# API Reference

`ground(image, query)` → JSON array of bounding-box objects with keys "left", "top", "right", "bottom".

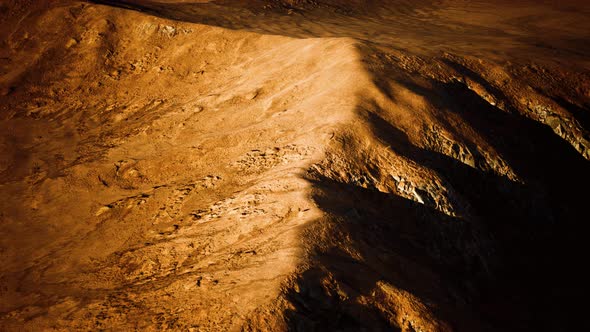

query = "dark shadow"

[
  {"left": 87, "top": 0, "right": 343, "bottom": 37},
  {"left": 277, "top": 45, "right": 590, "bottom": 329},
  {"left": 443, "top": 58, "right": 590, "bottom": 152},
  {"left": 552, "top": 96, "right": 590, "bottom": 133},
  {"left": 85, "top": 0, "right": 523, "bottom": 56},
  {"left": 421, "top": 81, "right": 590, "bottom": 332},
  {"left": 284, "top": 264, "right": 400, "bottom": 332},
  {"left": 366, "top": 56, "right": 589, "bottom": 190},
  {"left": 439, "top": 59, "right": 513, "bottom": 110},
  {"left": 85, "top": 0, "right": 590, "bottom": 66},
  {"left": 286, "top": 71, "right": 589, "bottom": 330},
  {"left": 285, "top": 177, "right": 487, "bottom": 331},
  {"left": 288, "top": 139, "right": 587, "bottom": 331}
]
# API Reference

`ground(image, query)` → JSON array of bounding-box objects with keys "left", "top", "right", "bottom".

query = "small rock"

[
  {"left": 95, "top": 206, "right": 111, "bottom": 216},
  {"left": 546, "top": 116, "right": 561, "bottom": 129},
  {"left": 65, "top": 38, "right": 78, "bottom": 48},
  {"left": 160, "top": 25, "right": 176, "bottom": 37}
]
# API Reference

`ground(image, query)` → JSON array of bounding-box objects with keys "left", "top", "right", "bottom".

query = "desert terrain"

[{"left": 1, "top": 0, "right": 589, "bottom": 330}]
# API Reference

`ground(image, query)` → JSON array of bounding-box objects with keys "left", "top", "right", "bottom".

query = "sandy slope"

[{"left": 1, "top": 0, "right": 589, "bottom": 331}]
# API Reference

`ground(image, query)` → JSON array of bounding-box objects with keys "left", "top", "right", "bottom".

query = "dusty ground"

[{"left": 1, "top": 0, "right": 589, "bottom": 331}]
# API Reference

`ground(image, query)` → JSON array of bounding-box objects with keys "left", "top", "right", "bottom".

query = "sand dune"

[{"left": 1, "top": 1, "right": 589, "bottom": 331}]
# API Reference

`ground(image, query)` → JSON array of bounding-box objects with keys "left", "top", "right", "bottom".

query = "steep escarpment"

[
  {"left": 269, "top": 45, "right": 589, "bottom": 331},
  {"left": 1, "top": 1, "right": 589, "bottom": 331}
]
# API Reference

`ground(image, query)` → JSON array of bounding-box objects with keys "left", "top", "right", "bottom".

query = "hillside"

[{"left": 1, "top": 0, "right": 589, "bottom": 330}]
